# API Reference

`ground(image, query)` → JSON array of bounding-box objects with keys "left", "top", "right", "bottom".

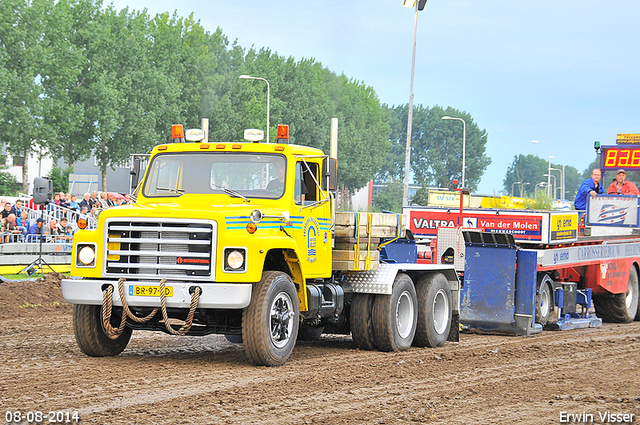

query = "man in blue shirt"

[
  {"left": 574, "top": 169, "right": 603, "bottom": 210},
  {"left": 26, "top": 218, "right": 45, "bottom": 242}
]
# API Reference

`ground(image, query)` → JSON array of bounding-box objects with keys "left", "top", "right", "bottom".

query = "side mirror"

[
  {"left": 32, "top": 177, "right": 52, "bottom": 205},
  {"left": 322, "top": 157, "right": 337, "bottom": 191},
  {"left": 130, "top": 157, "right": 141, "bottom": 193}
]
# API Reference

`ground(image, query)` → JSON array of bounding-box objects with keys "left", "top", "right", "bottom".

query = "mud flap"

[{"left": 447, "top": 311, "right": 459, "bottom": 342}]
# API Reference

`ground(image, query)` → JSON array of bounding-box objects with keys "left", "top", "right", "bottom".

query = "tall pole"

[
  {"left": 550, "top": 168, "right": 563, "bottom": 199},
  {"left": 550, "top": 155, "right": 565, "bottom": 200},
  {"left": 403, "top": 3, "right": 419, "bottom": 207},
  {"left": 511, "top": 181, "right": 520, "bottom": 196},
  {"left": 545, "top": 173, "right": 556, "bottom": 199},
  {"left": 442, "top": 116, "right": 467, "bottom": 187},
  {"left": 239, "top": 75, "right": 271, "bottom": 143},
  {"left": 532, "top": 140, "right": 551, "bottom": 197}
]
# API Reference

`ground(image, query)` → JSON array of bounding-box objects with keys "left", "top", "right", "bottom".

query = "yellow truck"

[{"left": 61, "top": 123, "right": 460, "bottom": 366}]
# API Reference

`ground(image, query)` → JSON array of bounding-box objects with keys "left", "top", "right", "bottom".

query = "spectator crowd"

[{"left": 0, "top": 191, "right": 131, "bottom": 244}]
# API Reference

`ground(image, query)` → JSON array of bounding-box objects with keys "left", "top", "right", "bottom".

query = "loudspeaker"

[{"left": 33, "top": 177, "right": 53, "bottom": 205}]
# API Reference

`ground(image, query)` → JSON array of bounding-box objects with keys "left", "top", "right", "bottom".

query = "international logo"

[{"left": 177, "top": 257, "right": 210, "bottom": 265}]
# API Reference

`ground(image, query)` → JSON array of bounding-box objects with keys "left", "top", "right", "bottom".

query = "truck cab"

[{"left": 63, "top": 125, "right": 338, "bottom": 365}]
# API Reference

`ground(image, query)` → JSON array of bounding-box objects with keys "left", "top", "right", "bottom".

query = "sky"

[{"left": 109, "top": 0, "right": 640, "bottom": 195}]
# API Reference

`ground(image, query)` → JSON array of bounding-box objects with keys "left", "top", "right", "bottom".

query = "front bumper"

[{"left": 61, "top": 279, "right": 252, "bottom": 309}]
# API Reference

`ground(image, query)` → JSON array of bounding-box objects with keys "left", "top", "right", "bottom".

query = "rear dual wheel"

[
  {"left": 350, "top": 293, "right": 377, "bottom": 350},
  {"left": 413, "top": 273, "right": 452, "bottom": 348},
  {"left": 372, "top": 274, "right": 418, "bottom": 352}
]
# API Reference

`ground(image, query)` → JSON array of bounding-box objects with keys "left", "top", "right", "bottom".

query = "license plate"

[{"left": 129, "top": 285, "right": 173, "bottom": 297}]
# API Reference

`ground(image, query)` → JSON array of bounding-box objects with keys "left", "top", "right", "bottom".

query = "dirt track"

[{"left": 1, "top": 275, "right": 639, "bottom": 425}]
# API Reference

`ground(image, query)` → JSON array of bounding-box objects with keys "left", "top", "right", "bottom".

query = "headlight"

[
  {"left": 226, "top": 250, "right": 245, "bottom": 270},
  {"left": 78, "top": 245, "right": 96, "bottom": 266}
]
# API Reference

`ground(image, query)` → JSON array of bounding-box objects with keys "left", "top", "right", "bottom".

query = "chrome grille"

[{"left": 104, "top": 219, "right": 216, "bottom": 280}]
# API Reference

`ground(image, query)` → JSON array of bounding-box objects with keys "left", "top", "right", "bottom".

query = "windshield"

[{"left": 143, "top": 152, "right": 286, "bottom": 199}]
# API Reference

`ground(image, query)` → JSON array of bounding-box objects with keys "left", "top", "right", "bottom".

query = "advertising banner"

[
  {"left": 406, "top": 208, "right": 578, "bottom": 244},
  {"left": 586, "top": 195, "right": 640, "bottom": 228}
]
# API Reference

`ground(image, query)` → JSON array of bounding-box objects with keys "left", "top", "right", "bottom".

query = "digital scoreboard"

[{"left": 600, "top": 145, "right": 640, "bottom": 171}]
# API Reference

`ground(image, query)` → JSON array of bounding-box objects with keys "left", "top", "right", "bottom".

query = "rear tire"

[
  {"left": 372, "top": 273, "right": 417, "bottom": 352},
  {"left": 242, "top": 271, "right": 299, "bottom": 366},
  {"left": 535, "top": 274, "right": 554, "bottom": 326},
  {"left": 350, "top": 293, "right": 377, "bottom": 350},
  {"left": 594, "top": 266, "right": 639, "bottom": 323},
  {"left": 413, "top": 273, "right": 452, "bottom": 348},
  {"left": 73, "top": 304, "right": 132, "bottom": 357}
]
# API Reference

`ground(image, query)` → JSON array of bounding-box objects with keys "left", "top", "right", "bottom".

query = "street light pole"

[
  {"left": 549, "top": 155, "right": 565, "bottom": 200},
  {"left": 402, "top": 1, "right": 421, "bottom": 207},
  {"left": 442, "top": 116, "right": 467, "bottom": 188},
  {"left": 544, "top": 173, "right": 556, "bottom": 199},
  {"left": 532, "top": 140, "right": 551, "bottom": 197},
  {"left": 549, "top": 168, "right": 563, "bottom": 199},
  {"left": 239, "top": 75, "right": 271, "bottom": 143},
  {"left": 511, "top": 181, "right": 521, "bottom": 196}
]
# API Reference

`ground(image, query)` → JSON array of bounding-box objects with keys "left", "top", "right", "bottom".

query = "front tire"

[
  {"left": 242, "top": 271, "right": 299, "bottom": 366},
  {"left": 413, "top": 273, "right": 452, "bottom": 348},
  {"left": 594, "top": 266, "right": 639, "bottom": 323},
  {"left": 372, "top": 274, "right": 417, "bottom": 352},
  {"left": 73, "top": 304, "right": 132, "bottom": 357}
]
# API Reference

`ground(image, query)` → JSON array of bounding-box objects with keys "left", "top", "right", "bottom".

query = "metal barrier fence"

[
  {"left": 2, "top": 203, "right": 98, "bottom": 245},
  {"left": 26, "top": 203, "right": 98, "bottom": 231},
  {"left": 0, "top": 232, "right": 74, "bottom": 244}
]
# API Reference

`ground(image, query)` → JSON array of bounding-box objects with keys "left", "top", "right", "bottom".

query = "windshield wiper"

[
  {"left": 212, "top": 183, "right": 250, "bottom": 203},
  {"left": 156, "top": 187, "right": 185, "bottom": 196}
]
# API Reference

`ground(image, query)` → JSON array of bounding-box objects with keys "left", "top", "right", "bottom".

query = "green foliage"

[
  {"left": 0, "top": 168, "right": 21, "bottom": 196},
  {"left": 381, "top": 105, "right": 491, "bottom": 192},
  {"left": 47, "top": 166, "right": 74, "bottom": 193},
  {"left": 529, "top": 189, "right": 553, "bottom": 210},
  {"left": 505, "top": 155, "right": 585, "bottom": 200},
  {"left": 372, "top": 181, "right": 403, "bottom": 213}
]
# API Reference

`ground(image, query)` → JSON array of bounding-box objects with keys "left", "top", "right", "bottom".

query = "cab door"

[{"left": 293, "top": 159, "right": 332, "bottom": 278}]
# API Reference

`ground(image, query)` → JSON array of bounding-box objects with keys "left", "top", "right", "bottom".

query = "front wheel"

[
  {"left": 242, "top": 271, "right": 299, "bottom": 366},
  {"left": 73, "top": 304, "right": 132, "bottom": 357},
  {"left": 413, "top": 273, "right": 452, "bottom": 348},
  {"left": 372, "top": 273, "right": 417, "bottom": 352}
]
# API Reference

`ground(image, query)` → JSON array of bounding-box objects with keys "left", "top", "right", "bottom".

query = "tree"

[
  {"left": 0, "top": 0, "right": 52, "bottom": 192},
  {"left": 503, "top": 154, "right": 549, "bottom": 197},
  {"left": 40, "top": 0, "right": 94, "bottom": 167},
  {"left": 505, "top": 155, "right": 583, "bottom": 200},
  {"left": 0, "top": 168, "right": 21, "bottom": 196},
  {"left": 372, "top": 181, "right": 403, "bottom": 213},
  {"left": 330, "top": 75, "right": 391, "bottom": 195},
  {"left": 381, "top": 104, "right": 491, "bottom": 192},
  {"left": 47, "top": 166, "right": 74, "bottom": 193}
]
